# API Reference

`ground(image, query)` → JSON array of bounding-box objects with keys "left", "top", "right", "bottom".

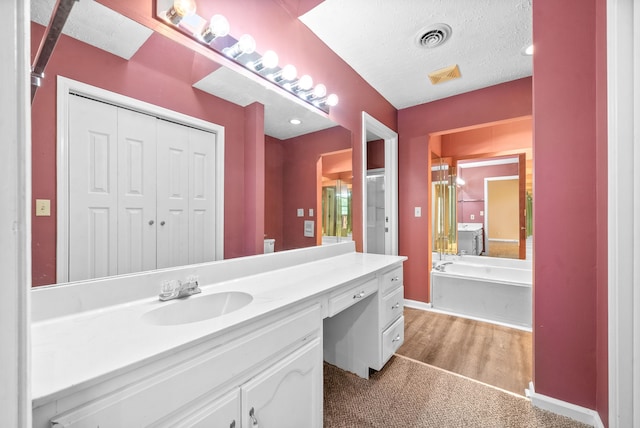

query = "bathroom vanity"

[{"left": 31, "top": 243, "right": 405, "bottom": 427}]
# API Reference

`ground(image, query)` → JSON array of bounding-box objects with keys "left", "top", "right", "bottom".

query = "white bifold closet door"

[{"left": 68, "top": 95, "right": 215, "bottom": 282}]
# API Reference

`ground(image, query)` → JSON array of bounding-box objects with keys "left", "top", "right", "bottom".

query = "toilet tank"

[{"left": 264, "top": 239, "right": 275, "bottom": 253}]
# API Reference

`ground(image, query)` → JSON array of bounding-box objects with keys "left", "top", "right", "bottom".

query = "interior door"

[
  {"left": 68, "top": 95, "right": 118, "bottom": 281},
  {"left": 156, "top": 119, "right": 190, "bottom": 269},
  {"left": 486, "top": 177, "right": 519, "bottom": 257},
  {"left": 188, "top": 127, "right": 216, "bottom": 264},
  {"left": 117, "top": 107, "right": 158, "bottom": 275}
]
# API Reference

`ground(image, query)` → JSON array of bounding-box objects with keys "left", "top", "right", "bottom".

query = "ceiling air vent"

[
  {"left": 428, "top": 64, "right": 461, "bottom": 85},
  {"left": 416, "top": 23, "right": 452, "bottom": 49}
]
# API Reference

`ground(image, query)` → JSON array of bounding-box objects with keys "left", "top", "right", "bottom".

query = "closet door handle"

[
  {"left": 160, "top": 221, "right": 166, "bottom": 226},
  {"left": 148, "top": 220, "right": 154, "bottom": 225},
  {"left": 230, "top": 420, "right": 236, "bottom": 428}
]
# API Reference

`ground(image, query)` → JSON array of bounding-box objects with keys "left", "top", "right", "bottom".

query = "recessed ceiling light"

[
  {"left": 523, "top": 44, "right": 534, "bottom": 56},
  {"left": 289, "top": 118, "right": 301, "bottom": 125}
]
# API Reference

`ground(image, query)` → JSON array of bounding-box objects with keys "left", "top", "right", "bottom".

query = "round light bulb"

[
  {"left": 167, "top": 0, "right": 196, "bottom": 24},
  {"left": 281, "top": 64, "right": 297, "bottom": 81},
  {"left": 299, "top": 75, "right": 313, "bottom": 91},
  {"left": 201, "top": 14, "right": 229, "bottom": 43},
  {"left": 261, "top": 50, "right": 279, "bottom": 70},
  {"left": 326, "top": 94, "right": 339, "bottom": 107},
  {"left": 313, "top": 83, "right": 327, "bottom": 98},
  {"left": 209, "top": 14, "right": 229, "bottom": 37},
  {"left": 289, "top": 118, "right": 301, "bottom": 125},
  {"left": 238, "top": 34, "right": 256, "bottom": 55}
]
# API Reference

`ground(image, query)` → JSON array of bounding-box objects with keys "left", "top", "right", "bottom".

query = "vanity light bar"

[{"left": 157, "top": 1, "right": 338, "bottom": 113}]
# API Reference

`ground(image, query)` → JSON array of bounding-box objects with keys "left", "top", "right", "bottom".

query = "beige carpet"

[{"left": 324, "top": 355, "right": 590, "bottom": 428}]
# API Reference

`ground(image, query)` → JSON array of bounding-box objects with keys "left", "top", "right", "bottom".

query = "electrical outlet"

[
  {"left": 480, "top": 211, "right": 484, "bottom": 216},
  {"left": 36, "top": 199, "right": 51, "bottom": 216},
  {"left": 309, "top": 208, "right": 314, "bottom": 217},
  {"left": 414, "top": 207, "right": 422, "bottom": 217},
  {"left": 297, "top": 208, "right": 304, "bottom": 217}
]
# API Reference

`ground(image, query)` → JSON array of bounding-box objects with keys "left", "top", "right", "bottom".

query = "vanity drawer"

[
  {"left": 328, "top": 277, "right": 378, "bottom": 317},
  {"left": 381, "top": 315, "right": 404, "bottom": 365},
  {"left": 380, "top": 266, "right": 403, "bottom": 295},
  {"left": 382, "top": 286, "right": 404, "bottom": 329}
]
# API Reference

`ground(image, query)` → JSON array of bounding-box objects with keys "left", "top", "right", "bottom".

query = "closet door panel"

[
  {"left": 68, "top": 95, "right": 118, "bottom": 282},
  {"left": 156, "top": 120, "right": 190, "bottom": 269},
  {"left": 117, "top": 108, "right": 158, "bottom": 275},
  {"left": 189, "top": 127, "right": 216, "bottom": 264}
]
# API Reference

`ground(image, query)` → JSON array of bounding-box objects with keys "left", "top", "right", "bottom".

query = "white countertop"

[{"left": 31, "top": 251, "right": 405, "bottom": 406}]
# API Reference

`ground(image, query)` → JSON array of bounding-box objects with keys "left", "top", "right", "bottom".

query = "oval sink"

[{"left": 143, "top": 291, "right": 253, "bottom": 326}]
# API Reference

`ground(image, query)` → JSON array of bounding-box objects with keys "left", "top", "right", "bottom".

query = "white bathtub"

[{"left": 431, "top": 259, "right": 532, "bottom": 329}]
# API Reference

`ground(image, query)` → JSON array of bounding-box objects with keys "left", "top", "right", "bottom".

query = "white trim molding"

[
  {"left": 361, "top": 111, "right": 399, "bottom": 256},
  {"left": 404, "top": 299, "right": 433, "bottom": 311},
  {"left": 0, "top": 0, "right": 31, "bottom": 426},
  {"left": 607, "top": 0, "right": 639, "bottom": 427},
  {"left": 56, "top": 76, "right": 225, "bottom": 283},
  {"left": 528, "top": 383, "right": 605, "bottom": 428}
]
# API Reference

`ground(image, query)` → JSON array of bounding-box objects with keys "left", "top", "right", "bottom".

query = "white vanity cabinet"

[
  {"left": 42, "top": 304, "right": 322, "bottom": 428},
  {"left": 323, "top": 263, "right": 405, "bottom": 378},
  {"left": 32, "top": 245, "right": 407, "bottom": 428}
]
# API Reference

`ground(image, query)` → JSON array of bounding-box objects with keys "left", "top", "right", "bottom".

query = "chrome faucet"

[
  {"left": 433, "top": 262, "right": 453, "bottom": 272},
  {"left": 159, "top": 275, "right": 201, "bottom": 301}
]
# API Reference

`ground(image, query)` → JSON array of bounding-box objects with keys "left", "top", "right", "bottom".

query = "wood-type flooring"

[{"left": 396, "top": 307, "right": 532, "bottom": 395}]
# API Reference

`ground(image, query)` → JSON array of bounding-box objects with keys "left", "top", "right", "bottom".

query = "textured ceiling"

[
  {"left": 31, "top": 0, "right": 152, "bottom": 60},
  {"left": 300, "top": 0, "right": 533, "bottom": 109}
]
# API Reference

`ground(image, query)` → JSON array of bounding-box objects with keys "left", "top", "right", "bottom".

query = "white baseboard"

[
  {"left": 404, "top": 299, "right": 432, "bottom": 311},
  {"left": 527, "top": 382, "right": 605, "bottom": 428}
]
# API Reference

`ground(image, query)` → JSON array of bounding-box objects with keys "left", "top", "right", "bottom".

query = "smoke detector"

[
  {"left": 416, "top": 23, "right": 452, "bottom": 49},
  {"left": 428, "top": 64, "right": 461, "bottom": 85}
]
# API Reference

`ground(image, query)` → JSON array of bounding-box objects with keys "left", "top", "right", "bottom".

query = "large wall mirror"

[
  {"left": 430, "top": 117, "right": 532, "bottom": 260},
  {"left": 30, "top": 0, "right": 352, "bottom": 287}
]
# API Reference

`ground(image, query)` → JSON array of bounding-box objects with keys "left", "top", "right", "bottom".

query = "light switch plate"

[
  {"left": 480, "top": 210, "right": 484, "bottom": 216},
  {"left": 304, "top": 220, "right": 314, "bottom": 237},
  {"left": 414, "top": 207, "right": 422, "bottom": 217},
  {"left": 309, "top": 208, "right": 314, "bottom": 217},
  {"left": 470, "top": 214, "right": 475, "bottom": 220},
  {"left": 297, "top": 208, "right": 304, "bottom": 217},
  {"left": 36, "top": 199, "right": 51, "bottom": 216}
]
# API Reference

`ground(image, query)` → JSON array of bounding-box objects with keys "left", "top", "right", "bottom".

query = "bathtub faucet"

[
  {"left": 433, "top": 262, "right": 453, "bottom": 272},
  {"left": 159, "top": 275, "right": 201, "bottom": 301}
]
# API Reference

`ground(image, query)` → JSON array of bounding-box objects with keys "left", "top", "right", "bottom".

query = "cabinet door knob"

[
  {"left": 148, "top": 220, "right": 154, "bottom": 225},
  {"left": 230, "top": 420, "right": 236, "bottom": 428},
  {"left": 353, "top": 291, "right": 365, "bottom": 299},
  {"left": 391, "top": 276, "right": 400, "bottom": 282},
  {"left": 392, "top": 334, "right": 401, "bottom": 343},
  {"left": 392, "top": 302, "right": 400, "bottom": 309},
  {"left": 249, "top": 407, "right": 259, "bottom": 427},
  {"left": 160, "top": 221, "right": 166, "bottom": 226}
]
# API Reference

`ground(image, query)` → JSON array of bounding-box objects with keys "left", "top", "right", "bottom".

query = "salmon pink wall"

[
  {"left": 244, "top": 103, "right": 265, "bottom": 255},
  {"left": 265, "top": 136, "right": 285, "bottom": 252},
  {"left": 533, "top": 0, "right": 607, "bottom": 420},
  {"left": 281, "top": 126, "right": 351, "bottom": 250},
  {"left": 441, "top": 118, "right": 532, "bottom": 158},
  {"left": 30, "top": 24, "right": 250, "bottom": 285},
  {"left": 397, "top": 77, "right": 532, "bottom": 303}
]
